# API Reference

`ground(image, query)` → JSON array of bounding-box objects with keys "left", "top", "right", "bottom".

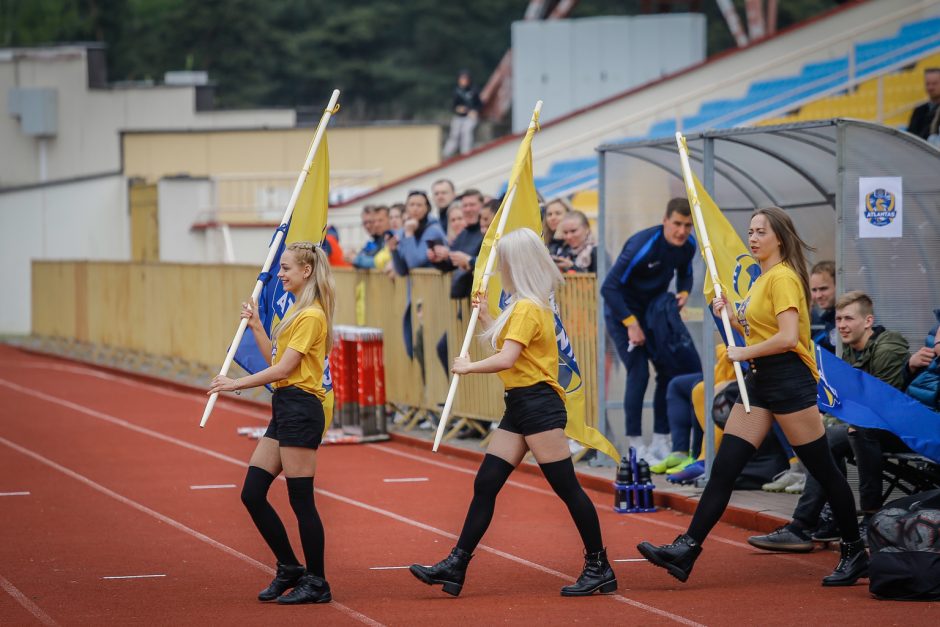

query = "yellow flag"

[
  {"left": 471, "top": 113, "right": 619, "bottom": 461},
  {"left": 472, "top": 122, "right": 542, "bottom": 316},
  {"left": 284, "top": 133, "right": 335, "bottom": 429},
  {"left": 684, "top": 168, "right": 759, "bottom": 312},
  {"left": 287, "top": 135, "right": 330, "bottom": 245}
]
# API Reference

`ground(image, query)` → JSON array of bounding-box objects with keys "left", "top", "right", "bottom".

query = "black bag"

[{"left": 868, "top": 489, "right": 940, "bottom": 601}]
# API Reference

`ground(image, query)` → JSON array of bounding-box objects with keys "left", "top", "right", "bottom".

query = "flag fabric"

[
  {"left": 471, "top": 113, "right": 619, "bottom": 461},
  {"left": 817, "top": 345, "right": 940, "bottom": 463},
  {"left": 681, "top": 166, "right": 760, "bottom": 343},
  {"left": 679, "top": 148, "right": 940, "bottom": 462},
  {"left": 233, "top": 135, "right": 335, "bottom": 428}
]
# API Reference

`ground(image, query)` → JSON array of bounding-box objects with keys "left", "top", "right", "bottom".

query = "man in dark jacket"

[
  {"left": 907, "top": 68, "right": 940, "bottom": 142},
  {"left": 601, "top": 198, "right": 695, "bottom": 461},
  {"left": 749, "top": 291, "right": 919, "bottom": 552},
  {"left": 442, "top": 70, "right": 482, "bottom": 158},
  {"left": 810, "top": 260, "right": 837, "bottom": 354}
]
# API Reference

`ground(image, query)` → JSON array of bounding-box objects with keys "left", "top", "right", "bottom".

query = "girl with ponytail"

[{"left": 209, "top": 241, "right": 336, "bottom": 605}]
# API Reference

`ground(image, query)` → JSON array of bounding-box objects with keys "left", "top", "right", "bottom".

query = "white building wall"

[
  {"left": 1, "top": 46, "right": 295, "bottom": 189},
  {"left": 0, "top": 174, "right": 127, "bottom": 334}
]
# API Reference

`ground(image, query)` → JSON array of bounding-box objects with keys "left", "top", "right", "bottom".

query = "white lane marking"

[
  {"left": 0, "top": 573, "right": 58, "bottom": 626},
  {"left": 382, "top": 477, "right": 428, "bottom": 483},
  {"left": 613, "top": 558, "right": 648, "bottom": 562},
  {"left": 368, "top": 566, "right": 411, "bottom": 570},
  {"left": 0, "top": 380, "right": 703, "bottom": 627},
  {"left": 102, "top": 574, "right": 166, "bottom": 580},
  {"left": 0, "top": 491, "right": 30, "bottom": 496},
  {"left": 190, "top": 484, "right": 237, "bottom": 490},
  {"left": 0, "top": 435, "right": 381, "bottom": 627},
  {"left": 0, "top": 360, "right": 267, "bottom": 420}
]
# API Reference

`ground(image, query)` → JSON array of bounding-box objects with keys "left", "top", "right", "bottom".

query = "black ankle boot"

[
  {"left": 257, "top": 562, "right": 305, "bottom": 601},
  {"left": 637, "top": 534, "right": 702, "bottom": 583},
  {"left": 409, "top": 547, "right": 473, "bottom": 596},
  {"left": 276, "top": 573, "right": 332, "bottom": 604},
  {"left": 822, "top": 538, "right": 868, "bottom": 587},
  {"left": 561, "top": 548, "right": 618, "bottom": 596}
]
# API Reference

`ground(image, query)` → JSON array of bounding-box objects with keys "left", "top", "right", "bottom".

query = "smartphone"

[{"left": 426, "top": 238, "right": 444, "bottom": 248}]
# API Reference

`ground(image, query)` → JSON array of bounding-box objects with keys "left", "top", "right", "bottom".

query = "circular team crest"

[
  {"left": 864, "top": 188, "right": 897, "bottom": 228},
  {"left": 732, "top": 253, "right": 760, "bottom": 298}
]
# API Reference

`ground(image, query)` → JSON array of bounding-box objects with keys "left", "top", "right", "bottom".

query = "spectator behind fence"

[
  {"left": 907, "top": 68, "right": 940, "bottom": 144},
  {"left": 552, "top": 210, "right": 597, "bottom": 273},
  {"left": 907, "top": 309, "right": 940, "bottom": 410},
  {"left": 442, "top": 70, "right": 482, "bottom": 158},
  {"left": 601, "top": 198, "right": 695, "bottom": 462},
  {"left": 446, "top": 202, "right": 466, "bottom": 244},
  {"left": 748, "top": 291, "right": 915, "bottom": 553},
  {"left": 321, "top": 225, "right": 350, "bottom": 267},
  {"left": 543, "top": 198, "right": 570, "bottom": 256},
  {"left": 431, "top": 190, "right": 485, "bottom": 298},
  {"left": 479, "top": 198, "right": 498, "bottom": 235},
  {"left": 432, "top": 179, "right": 457, "bottom": 224},
  {"left": 391, "top": 191, "right": 448, "bottom": 276},
  {"left": 810, "top": 260, "right": 837, "bottom": 354},
  {"left": 351, "top": 206, "right": 385, "bottom": 269},
  {"left": 389, "top": 203, "right": 404, "bottom": 231}
]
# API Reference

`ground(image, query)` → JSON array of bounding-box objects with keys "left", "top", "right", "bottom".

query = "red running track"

[{"left": 0, "top": 345, "right": 934, "bottom": 625}]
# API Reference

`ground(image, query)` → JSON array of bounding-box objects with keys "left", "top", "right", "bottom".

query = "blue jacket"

[
  {"left": 812, "top": 307, "right": 837, "bottom": 354},
  {"left": 351, "top": 235, "right": 385, "bottom": 269},
  {"left": 643, "top": 292, "right": 702, "bottom": 377},
  {"left": 392, "top": 216, "right": 448, "bottom": 276},
  {"left": 601, "top": 225, "right": 695, "bottom": 325},
  {"left": 436, "top": 221, "right": 484, "bottom": 298}
]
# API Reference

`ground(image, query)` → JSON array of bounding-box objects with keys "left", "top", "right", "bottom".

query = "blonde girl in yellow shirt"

[
  {"left": 638, "top": 207, "right": 866, "bottom": 588},
  {"left": 409, "top": 228, "right": 617, "bottom": 598},
  {"left": 208, "top": 241, "right": 336, "bottom": 605}
]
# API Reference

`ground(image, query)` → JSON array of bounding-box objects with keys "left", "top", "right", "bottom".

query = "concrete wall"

[
  {"left": 123, "top": 125, "right": 441, "bottom": 186},
  {"left": 0, "top": 174, "right": 128, "bottom": 334},
  {"left": 1, "top": 46, "right": 295, "bottom": 189}
]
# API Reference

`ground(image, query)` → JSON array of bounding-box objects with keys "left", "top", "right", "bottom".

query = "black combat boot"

[
  {"left": 409, "top": 547, "right": 474, "bottom": 596},
  {"left": 257, "top": 562, "right": 305, "bottom": 602},
  {"left": 276, "top": 572, "right": 332, "bottom": 604},
  {"left": 637, "top": 534, "right": 703, "bottom": 583},
  {"left": 821, "top": 538, "right": 868, "bottom": 587},
  {"left": 561, "top": 548, "right": 617, "bottom": 596}
]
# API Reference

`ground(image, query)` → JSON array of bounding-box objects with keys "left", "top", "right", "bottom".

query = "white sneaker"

[
  {"left": 627, "top": 437, "right": 648, "bottom": 463},
  {"left": 783, "top": 474, "right": 807, "bottom": 494},
  {"left": 649, "top": 434, "right": 672, "bottom": 463},
  {"left": 762, "top": 469, "right": 804, "bottom": 492}
]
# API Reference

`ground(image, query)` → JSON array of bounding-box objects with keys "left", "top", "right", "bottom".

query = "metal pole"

[
  {"left": 701, "top": 136, "right": 716, "bottom": 482},
  {"left": 596, "top": 148, "right": 612, "bottom": 464}
]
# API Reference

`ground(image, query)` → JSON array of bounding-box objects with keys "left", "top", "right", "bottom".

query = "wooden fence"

[{"left": 32, "top": 262, "right": 600, "bottom": 433}]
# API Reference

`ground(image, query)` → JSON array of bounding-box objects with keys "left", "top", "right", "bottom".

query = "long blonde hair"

[
  {"left": 480, "top": 228, "right": 564, "bottom": 348},
  {"left": 272, "top": 242, "right": 336, "bottom": 352}
]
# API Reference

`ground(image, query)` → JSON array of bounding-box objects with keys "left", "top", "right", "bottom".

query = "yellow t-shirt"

[
  {"left": 735, "top": 262, "right": 818, "bottom": 379},
  {"left": 272, "top": 306, "right": 328, "bottom": 399},
  {"left": 496, "top": 299, "right": 565, "bottom": 399}
]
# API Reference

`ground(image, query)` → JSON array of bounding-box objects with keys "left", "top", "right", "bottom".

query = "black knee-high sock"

[
  {"left": 456, "top": 454, "right": 515, "bottom": 553},
  {"left": 793, "top": 435, "right": 860, "bottom": 542},
  {"left": 540, "top": 458, "right": 604, "bottom": 553},
  {"left": 687, "top": 434, "right": 756, "bottom": 544},
  {"left": 286, "top": 477, "right": 326, "bottom": 577},
  {"left": 241, "top": 466, "right": 299, "bottom": 565}
]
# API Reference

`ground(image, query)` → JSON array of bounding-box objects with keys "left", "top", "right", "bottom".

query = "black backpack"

[{"left": 868, "top": 489, "right": 940, "bottom": 601}]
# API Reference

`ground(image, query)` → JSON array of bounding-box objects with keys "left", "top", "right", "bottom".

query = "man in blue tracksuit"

[{"left": 601, "top": 198, "right": 696, "bottom": 460}]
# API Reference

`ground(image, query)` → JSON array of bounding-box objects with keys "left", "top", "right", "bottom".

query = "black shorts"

[
  {"left": 736, "top": 352, "right": 818, "bottom": 414},
  {"left": 498, "top": 382, "right": 568, "bottom": 436},
  {"left": 264, "top": 386, "right": 325, "bottom": 449}
]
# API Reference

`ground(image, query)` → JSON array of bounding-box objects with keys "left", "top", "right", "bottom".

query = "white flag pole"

[
  {"left": 199, "top": 89, "right": 341, "bottom": 428},
  {"left": 675, "top": 132, "right": 751, "bottom": 413},
  {"left": 432, "top": 101, "right": 542, "bottom": 452}
]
